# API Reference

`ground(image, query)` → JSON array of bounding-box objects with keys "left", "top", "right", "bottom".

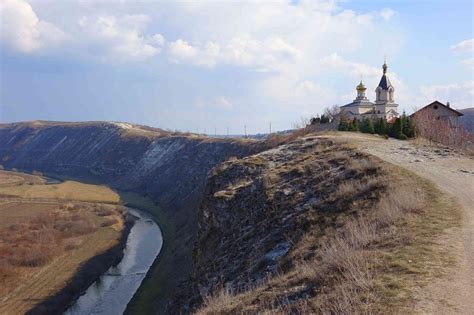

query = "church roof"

[
  {"left": 377, "top": 61, "right": 393, "bottom": 91},
  {"left": 377, "top": 74, "right": 392, "bottom": 90},
  {"left": 356, "top": 80, "right": 366, "bottom": 91},
  {"left": 341, "top": 99, "right": 374, "bottom": 108}
]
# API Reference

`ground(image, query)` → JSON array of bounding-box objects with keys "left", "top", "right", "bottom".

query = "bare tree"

[
  {"left": 412, "top": 110, "right": 473, "bottom": 150},
  {"left": 292, "top": 116, "right": 311, "bottom": 129},
  {"left": 324, "top": 105, "right": 341, "bottom": 122}
]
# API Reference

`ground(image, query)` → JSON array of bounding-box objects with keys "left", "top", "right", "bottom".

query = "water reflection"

[{"left": 64, "top": 208, "right": 163, "bottom": 315}]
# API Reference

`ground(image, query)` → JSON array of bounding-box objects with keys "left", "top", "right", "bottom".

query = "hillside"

[
  {"left": 459, "top": 108, "right": 474, "bottom": 132},
  {"left": 167, "top": 135, "right": 462, "bottom": 313},
  {"left": 0, "top": 121, "right": 261, "bottom": 313},
  {"left": 0, "top": 122, "right": 466, "bottom": 314}
]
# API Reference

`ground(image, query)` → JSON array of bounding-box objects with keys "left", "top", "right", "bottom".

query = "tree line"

[{"left": 338, "top": 113, "right": 415, "bottom": 140}]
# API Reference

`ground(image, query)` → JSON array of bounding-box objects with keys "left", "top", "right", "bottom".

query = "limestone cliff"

[
  {"left": 0, "top": 121, "right": 258, "bottom": 213},
  {"left": 0, "top": 121, "right": 261, "bottom": 313}
]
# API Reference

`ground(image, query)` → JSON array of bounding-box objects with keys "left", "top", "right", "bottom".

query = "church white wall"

[{"left": 376, "top": 89, "right": 389, "bottom": 102}]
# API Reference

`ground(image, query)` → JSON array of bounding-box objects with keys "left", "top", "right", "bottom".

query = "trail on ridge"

[{"left": 326, "top": 132, "right": 473, "bottom": 314}]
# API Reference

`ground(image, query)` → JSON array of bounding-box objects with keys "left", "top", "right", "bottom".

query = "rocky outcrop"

[{"left": 169, "top": 136, "right": 385, "bottom": 312}]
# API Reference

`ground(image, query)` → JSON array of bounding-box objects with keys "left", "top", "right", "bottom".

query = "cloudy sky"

[{"left": 0, "top": 0, "right": 473, "bottom": 133}]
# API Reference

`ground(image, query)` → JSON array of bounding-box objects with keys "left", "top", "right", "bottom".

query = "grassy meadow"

[{"left": 0, "top": 170, "right": 125, "bottom": 315}]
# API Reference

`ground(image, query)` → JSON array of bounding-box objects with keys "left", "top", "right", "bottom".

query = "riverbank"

[
  {"left": 17, "top": 171, "right": 180, "bottom": 314},
  {"left": 0, "top": 170, "right": 128, "bottom": 315},
  {"left": 27, "top": 215, "right": 135, "bottom": 315},
  {"left": 119, "top": 192, "right": 178, "bottom": 315},
  {"left": 65, "top": 207, "right": 162, "bottom": 315}
]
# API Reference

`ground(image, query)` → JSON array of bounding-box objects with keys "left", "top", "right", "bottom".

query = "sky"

[{"left": 0, "top": 0, "right": 473, "bottom": 134}]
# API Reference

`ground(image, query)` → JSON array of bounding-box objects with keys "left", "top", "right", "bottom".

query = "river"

[{"left": 64, "top": 207, "right": 163, "bottom": 315}]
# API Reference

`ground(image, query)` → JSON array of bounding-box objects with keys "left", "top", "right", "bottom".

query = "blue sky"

[{"left": 0, "top": 0, "right": 473, "bottom": 134}]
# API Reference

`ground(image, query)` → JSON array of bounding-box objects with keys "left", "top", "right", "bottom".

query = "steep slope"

[
  {"left": 0, "top": 123, "right": 463, "bottom": 314},
  {"left": 170, "top": 135, "right": 461, "bottom": 314},
  {"left": 0, "top": 121, "right": 257, "bottom": 212},
  {"left": 0, "top": 121, "right": 261, "bottom": 313}
]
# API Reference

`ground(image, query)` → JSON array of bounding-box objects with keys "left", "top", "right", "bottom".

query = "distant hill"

[{"left": 460, "top": 108, "right": 474, "bottom": 133}]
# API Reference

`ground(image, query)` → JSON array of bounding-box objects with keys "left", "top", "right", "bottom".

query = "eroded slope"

[{"left": 171, "top": 135, "right": 461, "bottom": 314}]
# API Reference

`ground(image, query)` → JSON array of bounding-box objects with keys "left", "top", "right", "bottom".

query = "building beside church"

[
  {"left": 410, "top": 101, "right": 464, "bottom": 128},
  {"left": 340, "top": 61, "right": 399, "bottom": 121}
]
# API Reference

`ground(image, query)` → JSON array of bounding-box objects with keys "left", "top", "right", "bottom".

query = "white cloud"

[
  {"left": 379, "top": 8, "right": 396, "bottom": 20},
  {"left": 296, "top": 80, "right": 318, "bottom": 94},
  {"left": 167, "top": 36, "right": 300, "bottom": 69},
  {"left": 418, "top": 81, "right": 474, "bottom": 109},
  {"left": 450, "top": 38, "right": 474, "bottom": 53},
  {"left": 0, "top": 0, "right": 66, "bottom": 53},
  {"left": 1, "top": 0, "right": 412, "bottom": 121},
  {"left": 168, "top": 39, "right": 197, "bottom": 61},
  {"left": 76, "top": 14, "right": 164, "bottom": 62},
  {"left": 150, "top": 34, "right": 165, "bottom": 46},
  {"left": 461, "top": 58, "right": 474, "bottom": 70},
  {"left": 321, "top": 52, "right": 385, "bottom": 80},
  {"left": 217, "top": 97, "right": 233, "bottom": 109},
  {"left": 194, "top": 96, "right": 234, "bottom": 110}
]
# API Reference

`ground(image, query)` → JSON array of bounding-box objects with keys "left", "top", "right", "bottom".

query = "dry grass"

[
  {"left": 333, "top": 176, "right": 382, "bottom": 200},
  {"left": 0, "top": 179, "right": 120, "bottom": 203},
  {"left": 194, "top": 143, "right": 461, "bottom": 314},
  {"left": 263, "top": 127, "right": 316, "bottom": 148},
  {"left": 0, "top": 170, "right": 44, "bottom": 187},
  {"left": 0, "top": 171, "right": 125, "bottom": 315}
]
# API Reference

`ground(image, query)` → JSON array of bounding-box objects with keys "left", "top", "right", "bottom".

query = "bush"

[
  {"left": 95, "top": 207, "right": 114, "bottom": 217},
  {"left": 100, "top": 218, "right": 117, "bottom": 227},
  {"left": 338, "top": 120, "right": 349, "bottom": 131}
]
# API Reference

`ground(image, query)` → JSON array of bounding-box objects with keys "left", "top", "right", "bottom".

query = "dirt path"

[{"left": 325, "top": 132, "right": 474, "bottom": 314}]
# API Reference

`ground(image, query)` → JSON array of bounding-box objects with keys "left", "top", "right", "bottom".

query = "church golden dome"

[{"left": 356, "top": 80, "right": 366, "bottom": 91}]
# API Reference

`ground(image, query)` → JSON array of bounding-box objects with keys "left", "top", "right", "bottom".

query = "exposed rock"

[{"left": 168, "top": 136, "right": 385, "bottom": 312}]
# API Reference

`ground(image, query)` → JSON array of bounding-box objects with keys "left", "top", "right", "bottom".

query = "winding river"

[{"left": 64, "top": 207, "right": 163, "bottom": 315}]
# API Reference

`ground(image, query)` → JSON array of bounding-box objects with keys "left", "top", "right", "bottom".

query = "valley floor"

[
  {"left": 0, "top": 171, "right": 126, "bottom": 315},
  {"left": 327, "top": 132, "right": 474, "bottom": 314}
]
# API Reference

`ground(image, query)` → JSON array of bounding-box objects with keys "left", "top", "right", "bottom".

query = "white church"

[{"left": 340, "top": 61, "right": 399, "bottom": 122}]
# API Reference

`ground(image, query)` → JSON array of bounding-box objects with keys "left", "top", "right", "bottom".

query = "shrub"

[
  {"left": 95, "top": 207, "right": 114, "bottom": 217},
  {"left": 100, "top": 218, "right": 117, "bottom": 227},
  {"left": 338, "top": 120, "right": 349, "bottom": 131}
]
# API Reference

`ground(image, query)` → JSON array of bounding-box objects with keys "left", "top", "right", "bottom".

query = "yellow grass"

[
  {"left": 0, "top": 170, "right": 44, "bottom": 187},
  {"left": 0, "top": 180, "right": 120, "bottom": 203},
  {"left": 0, "top": 171, "right": 124, "bottom": 315}
]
